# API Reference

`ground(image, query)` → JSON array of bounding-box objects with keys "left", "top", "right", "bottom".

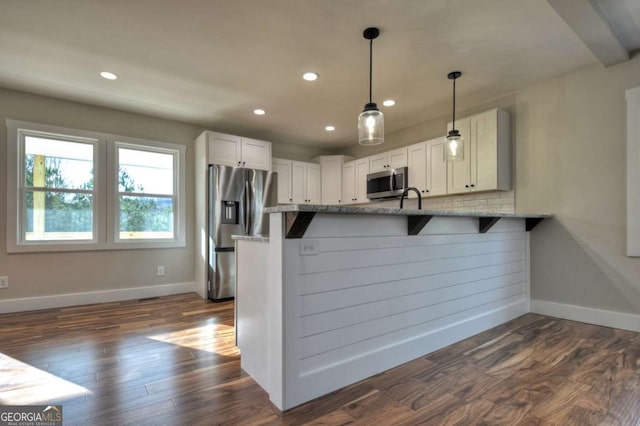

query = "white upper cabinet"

[
  {"left": 407, "top": 142, "right": 427, "bottom": 197},
  {"left": 240, "top": 137, "right": 272, "bottom": 170},
  {"left": 355, "top": 158, "right": 370, "bottom": 204},
  {"left": 369, "top": 147, "right": 408, "bottom": 173},
  {"left": 342, "top": 161, "right": 356, "bottom": 204},
  {"left": 273, "top": 158, "right": 292, "bottom": 204},
  {"left": 407, "top": 139, "right": 447, "bottom": 198},
  {"left": 318, "top": 155, "right": 351, "bottom": 205},
  {"left": 426, "top": 138, "right": 448, "bottom": 196},
  {"left": 446, "top": 108, "right": 510, "bottom": 194},
  {"left": 306, "top": 163, "right": 321, "bottom": 204},
  {"left": 291, "top": 161, "right": 320, "bottom": 204},
  {"left": 342, "top": 158, "right": 370, "bottom": 204},
  {"left": 204, "top": 130, "right": 272, "bottom": 170}
]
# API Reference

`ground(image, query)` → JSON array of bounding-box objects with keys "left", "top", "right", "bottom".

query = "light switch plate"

[
  {"left": 299, "top": 240, "right": 319, "bottom": 256},
  {"left": 0, "top": 276, "right": 8, "bottom": 289}
]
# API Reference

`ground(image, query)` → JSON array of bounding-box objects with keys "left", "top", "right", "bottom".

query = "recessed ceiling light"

[
  {"left": 100, "top": 71, "right": 118, "bottom": 80},
  {"left": 303, "top": 72, "right": 319, "bottom": 81},
  {"left": 253, "top": 109, "right": 266, "bottom": 115},
  {"left": 383, "top": 99, "right": 395, "bottom": 107},
  {"left": 325, "top": 125, "right": 335, "bottom": 132}
]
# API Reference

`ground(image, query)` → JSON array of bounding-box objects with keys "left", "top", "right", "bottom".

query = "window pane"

[
  {"left": 25, "top": 190, "right": 93, "bottom": 241},
  {"left": 118, "top": 148, "right": 173, "bottom": 195},
  {"left": 25, "top": 136, "right": 94, "bottom": 190},
  {"left": 119, "top": 196, "right": 174, "bottom": 239}
]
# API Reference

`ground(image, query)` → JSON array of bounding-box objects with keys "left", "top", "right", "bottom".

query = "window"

[
  {"left": 116, "top": 144, "right": 177, "bottom": 241},
  {"left": 7, "top": 120, "right": 186, "bottom": 252}
]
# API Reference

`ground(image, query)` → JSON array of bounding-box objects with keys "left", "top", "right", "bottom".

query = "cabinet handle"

[
  {"left": 465, "top": 185, "right": 469, "bottom": 188},
  {"left": 426, "top": 189, "right": 430, "bottom": 193},
  {"left": 470, "top": 184, "right": 475, "bottom": 188},
  {"left": 289, "top": 198, "right": 292, "bottom": 202}
]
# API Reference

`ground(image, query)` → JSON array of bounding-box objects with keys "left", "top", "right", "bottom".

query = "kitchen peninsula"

[{"left": 235, "top": 204, "right": 548, "bottom": 410}]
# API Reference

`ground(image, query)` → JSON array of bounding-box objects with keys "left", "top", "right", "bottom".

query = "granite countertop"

[
  {"left": 231, "top": 235, "right": 270, "bottom": 242},
  {"left": 264, "top": 204, "right": 550, "bottom": 219}
]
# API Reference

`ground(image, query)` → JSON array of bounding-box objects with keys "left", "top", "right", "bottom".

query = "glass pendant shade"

[
  {"left": 444, "top": 129, "right": 464, "bottom": 161},
  {"left": 358, "top": 103, "right": 384, "bottom": 145}
]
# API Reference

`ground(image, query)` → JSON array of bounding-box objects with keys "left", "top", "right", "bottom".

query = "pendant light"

[
  {"left": 358, "top": 27, "right": 384, "bottom": 146},
  {"left": 444, "top": 71, "right": 464, "bottom": 161}
]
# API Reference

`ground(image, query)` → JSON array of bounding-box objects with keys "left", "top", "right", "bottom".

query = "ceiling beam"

[{"left": 547, "top": 0, "right": 629, "bottom": 66}]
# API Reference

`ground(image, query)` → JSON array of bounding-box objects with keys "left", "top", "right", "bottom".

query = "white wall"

[
  {"left": 515, "top": 56, "right": 640, "bottom": 314},
  {"left": 0, "top": 87, "right": 318, "bottom": 307}
]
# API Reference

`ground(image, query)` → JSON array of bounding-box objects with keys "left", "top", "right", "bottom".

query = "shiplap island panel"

[{"left": 236, "top": 205, "right": 548, "bottom": 410}]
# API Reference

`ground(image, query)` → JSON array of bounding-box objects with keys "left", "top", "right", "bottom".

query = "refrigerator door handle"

[
  {"left": 245, "top": 180, "right": 253, "bottom": 235},
  {"left": 243, "top": 180, "right": 250, "bottom": 235}
]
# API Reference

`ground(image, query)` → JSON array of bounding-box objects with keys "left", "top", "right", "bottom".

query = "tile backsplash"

[{"left": 367, "top": 190, "right": 515, "bottom": 213}]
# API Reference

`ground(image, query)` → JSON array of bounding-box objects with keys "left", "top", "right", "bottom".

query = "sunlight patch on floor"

[
  {"left": 147, "top": 320, "right": 240, "bottom": 356},
  {"left": 0, "top": 352, "right": 93, "bottom": 405}
]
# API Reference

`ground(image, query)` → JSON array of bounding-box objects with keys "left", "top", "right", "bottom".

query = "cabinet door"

[
  {"left": 291, "top": 161, "right": 307, "bottom": 204},
  {"left": 471, "top": 110, "right": 498, "bottom": 191},
  {"left": 426, "top": 138, "right": 447, "bottom": 196},
  {"left": 306, "top": 164, "right": 321, "bottom": 204},
  {"left": 369, "top": 153, "right": 388, "bottom": 172},
  {"left": 207, "top": 133, "right": 241, "bottom": 167},
  {"left": 355, "top": 158, "right": 370, "bottom": 203},
  {"left": 342, "top": 161, "right": 356, "bottom": 203},
  {"left": 273, "top": 158, "right": 292, "bottom": 204},
  {"left": 241, "top": 138, "right": 271, "bottom": 171},
  {"left": 388, "top": 147, "right": 408, "bottom": 169},
  {"left": 446, "top": 117, "right": 472, "bottom": 194},
  {"left": 407, "top": 142, "right": 426, "bottom": 198},
  {"left": 320, "top": 156, "right": 343, "bottom": 204}
]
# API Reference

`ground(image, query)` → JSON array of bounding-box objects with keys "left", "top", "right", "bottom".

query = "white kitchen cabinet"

[
  {"left": 342, "top": 161, "right": 355, "bottom": 204},
  {"left": 369, "top": 147, "right": 408, "bottom": 172},
  {"left": 291, "top": 161, "right": 320, "bottom": 204},
  {"left": 204, "top": 130, "right": 272, "bottom": 170},
  {"left": 407, "top": 142, "right": 426, "bottom": 197},
  {"left": 318, "top": 155, "right": 352, "bottom": 205},
  {"left": 407, "top": 138, "right": 447, "bottom": 198},
  {"left": 273, "top": 158, "right": 292, "bottom": 204},
  {"left": 426, "top": 138, "right": 448, "bottom": 196},
  {"left": 447, "top": 108, "right": 510, "bottom": 194},
  {"left": 342, "top": 158, "right": 370, "bottom": 204},
  {"left": 240, "top": 137, "right": 272, "bottom": 170},
  {"left": 355, "top": 159, "right": 370, "bottom": 203}
]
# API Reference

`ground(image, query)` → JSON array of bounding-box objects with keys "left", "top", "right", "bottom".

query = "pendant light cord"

[
  {"left": 369, "top": 38, "right": 373, "bottom": 104},
  {"left": 452, "top": 77, "right": 456, "bottom": 130}
]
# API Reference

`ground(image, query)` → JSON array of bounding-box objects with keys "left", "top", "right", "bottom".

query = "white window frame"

[
  {"left": 627, "top": 87, "right": 640, "bottom": 257},
  {"left": 6, "top": 119, "right": 186, "bottom": 253}
]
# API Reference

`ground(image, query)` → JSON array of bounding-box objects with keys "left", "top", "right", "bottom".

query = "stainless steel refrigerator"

[{"left": 207, "top": 164, "right": 276, "bottom": 301}]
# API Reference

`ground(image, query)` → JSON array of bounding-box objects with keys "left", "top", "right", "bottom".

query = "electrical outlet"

[
  {"left": 299, "top": 240, "right": 319, "bottom": 256},
  {"left": 0, "top": 276, "right": 8, "bottom": 289},
  {"left": 156, "top": 266, "right": 165, "bottom": 277}
]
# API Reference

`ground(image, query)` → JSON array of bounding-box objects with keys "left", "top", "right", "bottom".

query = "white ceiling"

[{"left": 0, "top": 0, "right": 637, "bottom": 148}]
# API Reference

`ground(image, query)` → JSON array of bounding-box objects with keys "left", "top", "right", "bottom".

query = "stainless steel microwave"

[{"left": 366, "top": 167, "right": 408, "bottom": 199}]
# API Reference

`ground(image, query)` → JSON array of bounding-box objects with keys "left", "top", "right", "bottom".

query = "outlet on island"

[
  {"left": 0, "top": 276, "right": 8, "bottom": 289},
  {"left": 299, "top": 240, "right": 319, "bottom": 256},
  {"left": 156, "top": 266, "right": 165, "bottom": 277}
]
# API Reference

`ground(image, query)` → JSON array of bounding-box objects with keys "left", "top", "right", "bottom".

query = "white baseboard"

[
  {"left": 531, "top": 299, "right": 640, "bottom": 332},
  {"left": 0, "top": 281, "right": 200, "bottom": 314}
]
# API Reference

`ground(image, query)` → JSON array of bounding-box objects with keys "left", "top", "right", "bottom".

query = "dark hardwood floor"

[{"left": 1, "top": 293, "right": 639, "bottom": 425}]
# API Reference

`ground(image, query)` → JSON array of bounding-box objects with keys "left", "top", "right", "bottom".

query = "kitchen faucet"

[{"left": 400, "top": 187, "right": 422, "bottom": 209}]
